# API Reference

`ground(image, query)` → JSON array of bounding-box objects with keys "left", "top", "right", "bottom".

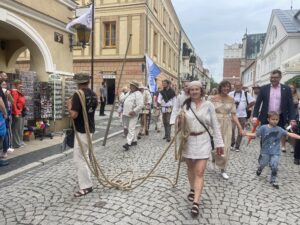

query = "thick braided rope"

[{"left": 72, "top": 90, "right": 189, "bottom": 190}]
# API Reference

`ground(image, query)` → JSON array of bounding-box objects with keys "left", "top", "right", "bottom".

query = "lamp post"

[{"left": 189, "top": 55, "right": 196, "bottom": 81}]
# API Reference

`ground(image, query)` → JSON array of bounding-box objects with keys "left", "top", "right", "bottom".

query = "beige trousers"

[{"left": 73, "top": 132, "right": 93, "bottom": 189}]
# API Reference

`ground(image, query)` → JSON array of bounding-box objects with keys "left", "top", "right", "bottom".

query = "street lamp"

[{"left": 189, "top": 55, "right": 197, "bottom": 81}]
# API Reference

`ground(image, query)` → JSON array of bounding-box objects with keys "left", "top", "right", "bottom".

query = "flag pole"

[
  {"left": 90, "top": 0, "right": 95, "bottom": 91},
  {"left": 102, "top": 34, "right": 132, "bottom": 146}
]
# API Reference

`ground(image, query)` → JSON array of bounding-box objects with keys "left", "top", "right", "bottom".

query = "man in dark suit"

[{"left": 252, "top": 69, "right": 296, "bottom": 150}]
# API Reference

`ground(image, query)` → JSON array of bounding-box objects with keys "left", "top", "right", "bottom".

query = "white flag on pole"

[{"left": 66, "top": 5, "right": 93, "bottom": 31}]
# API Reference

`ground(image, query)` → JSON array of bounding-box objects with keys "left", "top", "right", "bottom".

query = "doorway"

[{"left": 104, "top": 79, "right": 115, "bottom": 104}]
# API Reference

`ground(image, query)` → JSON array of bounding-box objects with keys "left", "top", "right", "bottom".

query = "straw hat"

[
  {"left": 73, "top": 72, "right": 90, "bottom": 84},
  {"left": 129, "top": 80, "right": 140, "bottom": 88}
]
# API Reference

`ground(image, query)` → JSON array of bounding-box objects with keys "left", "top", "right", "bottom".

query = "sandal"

[
  {"left": 191, "top": 202, "right": 199, "bottom": 217},
  {"left": 187, "top": 189, "right": 194, "bottom": 202},
  {"left": 74, "top": 187, "right": 93, "bottom": 197}
]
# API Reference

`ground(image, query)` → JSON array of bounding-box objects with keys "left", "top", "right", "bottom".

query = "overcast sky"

[{"left": 172, "top": 0, "right": 300, "bottom": 82}]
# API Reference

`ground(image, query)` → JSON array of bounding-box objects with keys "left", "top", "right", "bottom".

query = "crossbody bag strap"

[
  {"left": 245, "top": 91, "right": 249, "bottom": 105},
  {"left": 189, "top": 106, "right": 213, "bottom": 139}
]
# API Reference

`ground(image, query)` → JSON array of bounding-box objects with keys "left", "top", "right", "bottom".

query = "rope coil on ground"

[{"left": 73, "top": 91, "right": 191, "bottom": 190}]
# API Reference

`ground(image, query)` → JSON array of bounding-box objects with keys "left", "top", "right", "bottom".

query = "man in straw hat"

[
  {"left": 137, "top": 84, "right": 152, "bottom": 139},
  {"left": 67, "top": 72, "right": 98, "bottom": 197},
  {"left": 121, "top": 80, "right": 144, "bottom": 151}
]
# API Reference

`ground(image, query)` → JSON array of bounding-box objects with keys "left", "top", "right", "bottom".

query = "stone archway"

[{"left": 0, "top": 8, "right": 54, "bottom": 79}]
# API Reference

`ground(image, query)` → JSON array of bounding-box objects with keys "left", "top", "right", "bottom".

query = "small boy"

[{"left": 245, "top": 111, "right": 300, "bottom": 189}]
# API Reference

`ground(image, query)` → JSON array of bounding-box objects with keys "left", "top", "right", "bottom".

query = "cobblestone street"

[{"left": 0, "top": 130, "right": 299, "bottom": 225}]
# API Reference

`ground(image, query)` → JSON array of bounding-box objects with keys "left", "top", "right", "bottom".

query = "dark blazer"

[{"left": 253, "top": 83, "right": 295, "bottom": 124}]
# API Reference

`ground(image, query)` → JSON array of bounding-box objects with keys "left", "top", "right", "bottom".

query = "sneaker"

[
  {"left": 0, "top": 152, "right": 8, "bottom": 158},
  {"left": 221, "top": 172, "right": 229, "bottom": 180},
  {"left": 7, "top": 148, "right": 14, "bottom": 153},
  {"left": 131, "top": 141, "right": 137, "bottom": 146},
  {"left": 271, "top": 182, "right": 279, "bottom": 189},
  {"left": 256, "top": 168, "right": 262, "bottom": 176},
  {"left": 281, "top": 147, "right": 286, "bottom": 153},
  {"left": 235, "top": 148, "right": 240, "bottom": 152}
]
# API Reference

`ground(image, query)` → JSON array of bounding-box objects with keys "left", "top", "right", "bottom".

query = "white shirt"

[
  {"left": 122, "top": 91, "right": 144, "bottom": 116},
  {"left": 157, "top": 93, "right": 176, "bottom": 113},
  {"left": 229, "top": 90, "right": 255, "bottom": 118},
  {"left": 170, "top": 91, "right": 189, "bottom": 124}
]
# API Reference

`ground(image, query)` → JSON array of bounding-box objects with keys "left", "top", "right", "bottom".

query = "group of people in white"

[{"left": 117, "top": 69, "right": 300, "bottom": 217}]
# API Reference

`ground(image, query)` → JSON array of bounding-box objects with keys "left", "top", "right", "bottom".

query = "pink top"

[{"left": 268, "top": 84, "right": 281, "bottom": 113}]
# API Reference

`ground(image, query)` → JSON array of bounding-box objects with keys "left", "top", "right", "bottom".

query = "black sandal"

[
  {"left": 74, "top": 187, "right": 93, "bottom": 197},
  {"left": 191, "top": 202, "right": 199, "bottom": 217},
  {"left": 187, "top": 189, "right": 194, "bottom": 202}
]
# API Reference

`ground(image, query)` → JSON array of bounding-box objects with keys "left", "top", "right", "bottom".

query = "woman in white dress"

[{"left": 179, "top": 81, "right": 224, "bottom": 217}]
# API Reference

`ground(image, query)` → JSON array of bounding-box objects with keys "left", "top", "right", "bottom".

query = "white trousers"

[
  {"left": 123, "top": 115, "right": 138, "bottom": 145},
  {"left": 73, "top": 132, "right": 93, "bottom": 189}
]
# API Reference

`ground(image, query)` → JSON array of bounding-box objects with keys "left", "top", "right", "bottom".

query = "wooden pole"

[
  {"left": 102, "top": 34, "right": 132, "bottom": 146},
  {"left": 91, "top": 0, "right": 95, "bottom": 91}
]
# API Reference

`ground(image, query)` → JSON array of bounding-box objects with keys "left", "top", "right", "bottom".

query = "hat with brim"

[
  {"left": 73, "top": 72, "right": 90, "bottom": 84},
  {"left": 129, "top": 80, "right": 140, "bottom": 88}
]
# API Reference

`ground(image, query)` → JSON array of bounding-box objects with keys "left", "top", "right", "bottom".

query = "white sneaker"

[
  {"left": 7, "top": 148, "right": 14, "bottom": 153},
  {"left": 221, "top": 172, "right": 229, "bottom": 180},
  {"left": 0, "top": 152, "right": 8, "bottom": 158}
]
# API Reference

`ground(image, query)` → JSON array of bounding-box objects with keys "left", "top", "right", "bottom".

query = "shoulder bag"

[{"left": 189, "top": 107, "right": 215, "bottom": 150}]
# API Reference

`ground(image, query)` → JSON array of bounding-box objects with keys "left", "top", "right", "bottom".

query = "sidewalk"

[{"left": 0, "top": 110, "right": 122, "bottom": 177}]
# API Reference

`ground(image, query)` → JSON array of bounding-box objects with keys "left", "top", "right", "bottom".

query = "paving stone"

[{"left": 0, "top": 132, "right": 299, "bottom": 224}]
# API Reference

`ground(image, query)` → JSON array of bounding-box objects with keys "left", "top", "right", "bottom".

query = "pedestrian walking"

[
  {"left": 99, "top": 81, "right": 107, "bottom": 116},
  {"left": 157, "top": 80, "right": 176, "bottom": 142},
  {"left": 229, "top": 81, "right": 255, "bottom": 152},
  {"left": 178, "top": 81, "right": 224, "bottom": 217},
  {"left": 11, "top": 80, "right": 26, "bottom": 149},
  {"left": 252, "top": 69, "right": 296, "bottom": 153},
  {"left": 245, "top": 111, "right": 300, "bottom": 189},
  {"left": 67, "top": 72, "right": 98, "bottom": 197},
  {"left": 0, "top": 72, "right": 13, "bottom": 158},
  {"left": 209, "top": 80, "right": 244, "bottom": 180},
  {"left": 121, "top": 81, "right": 143, "bottom": 151},
  {"left": 289, "top": 84, "right": 300, "bottom": 120},
  {"left": 137, "top": 85, "right": 152, "bottom": 139},
  {"left": 152, "top": 89, "right": 162, "bottom": 133}
]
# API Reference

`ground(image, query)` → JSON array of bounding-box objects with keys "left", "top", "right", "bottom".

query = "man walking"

[
  {"left": 229, "top": 81, "right": 255, "bottom": 152},
  {"left": 138, "top": 85, "right": 152, "bottom": 139},
  {"left": 67, "top": 72, "right": 98, "bottom": 197},
  {"left": 99, "top": 81, "right": 107, "bottom": 116},
  {"left": 252, "top": 69, "right": 296, "bottom": 151},
  {"left": 158, "top": 80, "right": 176, "bottom": 142},
  {"left": 121, "top": 81, "right": 143, "bottom": 151}
]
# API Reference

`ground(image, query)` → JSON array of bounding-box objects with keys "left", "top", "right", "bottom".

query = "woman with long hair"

[
  {"left": 179, "top": 81, "right": 224, "bottom": 217},
  {"left": 209, "top": 80, "right": 243, "bottom": 179}
]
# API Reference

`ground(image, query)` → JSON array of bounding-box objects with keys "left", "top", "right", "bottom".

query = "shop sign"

[
  {"left": 101, "top": 71, "right": 116, "bottom": 79},
  {"left": 54, "top": 32, "right": 63, "bottom": 44}
]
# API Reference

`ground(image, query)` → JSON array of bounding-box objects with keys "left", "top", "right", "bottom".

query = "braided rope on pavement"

[{"left": 73, "top": 90, "right": 190, "bottom": 190}]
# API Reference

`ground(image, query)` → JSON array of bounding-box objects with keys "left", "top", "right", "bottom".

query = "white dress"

[{"left": 182, "top": 101, "right": 224, "bottom": 159}]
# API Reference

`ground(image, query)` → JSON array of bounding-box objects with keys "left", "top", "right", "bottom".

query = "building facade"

[
  {"left": 223, "top": 43, "right": 242, "bottom": 83},
  {"left": 0, "top": 0, "right": 76, "bottom": 130},
  {"left": 73, "top": 0, "right": 181, "bottom": 102},
  {"left": 256, "top": 9, "right": 300, "bottom": 86}
]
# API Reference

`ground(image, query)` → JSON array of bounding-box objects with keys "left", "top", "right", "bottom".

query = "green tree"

[{"left": 210, "top": 77, "right": 219, "bottom": 90}]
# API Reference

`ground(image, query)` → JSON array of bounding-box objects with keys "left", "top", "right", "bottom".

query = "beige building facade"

[
  {"left": 73, "top": 0, "right": 181, "bottom": 103},
  {"left": 0, "top": 0, "right": 76, "bottom": 130}
]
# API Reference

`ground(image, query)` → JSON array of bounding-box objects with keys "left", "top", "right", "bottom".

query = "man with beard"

[{"left": 158, "top": 80, "right": 176, "bottom": 142}]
